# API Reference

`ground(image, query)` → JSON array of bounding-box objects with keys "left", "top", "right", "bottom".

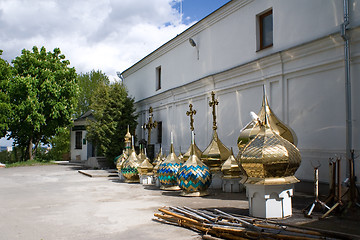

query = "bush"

[{"left": 0, "top": 147, "right": 22, "bottom": 164}]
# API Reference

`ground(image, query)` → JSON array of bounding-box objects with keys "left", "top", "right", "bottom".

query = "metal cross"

[
  {"left": 143, "top": 106, "right": 158, "bottom": 144},
  {"left": 186, "top": 104, "right": 197, "bottom": 131},
  {"left": 209, "top": 91, "right": 218, "bottom": 130}
]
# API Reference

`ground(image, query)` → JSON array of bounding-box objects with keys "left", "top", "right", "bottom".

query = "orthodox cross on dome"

[
  {"left": 186, "top": 103, "right": 197, "bottom": 131},
  {"left": 143, "top": 106, "right": 157, "bottom": 144},
  {"left": 209, "top": 91, "right": 218, "bottom": 130}
]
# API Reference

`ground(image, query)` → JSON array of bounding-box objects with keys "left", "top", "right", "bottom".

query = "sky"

[
  {"left": 0, "top": 0, "right": 231, "bottom": 80},
  {"left": 0, "top": 0, "right": 230, "bottom": 147}
]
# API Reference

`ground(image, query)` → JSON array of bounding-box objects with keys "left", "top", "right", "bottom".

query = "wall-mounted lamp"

[
  {"left": 189, "top": 38, "right": 199, "bottom": 60},
  {"left": 189, "top": 38, "right": 196, "bottom": 47}
]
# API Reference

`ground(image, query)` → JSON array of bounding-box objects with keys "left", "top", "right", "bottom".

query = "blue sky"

[
  {"left": 180, "top": 0, "right": 231, "bottom": 24},
  {"left": 0, "top": 0, "right": 231, "bottom": 147}
]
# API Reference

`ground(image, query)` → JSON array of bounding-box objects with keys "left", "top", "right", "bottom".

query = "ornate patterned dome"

[
  {"left": 121, "top": 137, "right": 141, "bottom": 183},
  {"left": 158, "top": 134, "right": 182, "bottom": 190},
  {"left": 115, "top": 150, "right": 128, "bottom": 171},
  {"left": 177, "top": 132, "right": 212, "bottom": 196}
]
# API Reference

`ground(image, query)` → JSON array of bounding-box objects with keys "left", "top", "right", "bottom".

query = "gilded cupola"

[
  {"left": 201, "top": 91, "right": 231, "bottom": 172},
  {"left": 239, "top": 111, "right": 301, "bottom": 185},
  {"left": 237, "top": 87, "right": 298, "bottom": 155}
]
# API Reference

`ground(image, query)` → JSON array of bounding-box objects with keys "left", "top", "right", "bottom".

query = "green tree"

[
  {"left": 76, "top": 70, "right": 110, "bottom": 118},
  {"left": 46, "top": 127, "right": 70, "bottom": 161},
  {"left": 0, "top": 50, "right": 12, "bottom": 137},
  {"left": 8, "top": 46, "right": 78, "bottom": 161},
  {"left": 86, "top": 82, "right": 137, "bottom": 162}
]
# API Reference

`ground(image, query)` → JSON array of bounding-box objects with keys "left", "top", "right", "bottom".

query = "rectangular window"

[
  {"left": 157, "top": 121, "right": 162, "bottom": 144},
  {"left": 75, "top": 131, "right": 82, "bottom": 149},
  {"left": 258, "top": 9, "right": 273, "bottom": 50},
  {"left": 156, "top": 66, "right": 161, "bottom": 90}
]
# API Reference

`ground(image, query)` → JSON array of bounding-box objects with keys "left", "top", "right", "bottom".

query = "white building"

[
  {"left": 70, "top": 111, "right": 95, "bottom": 162},
  {"left": 121, "top": 0, "right": 360, "bottom": 184}
]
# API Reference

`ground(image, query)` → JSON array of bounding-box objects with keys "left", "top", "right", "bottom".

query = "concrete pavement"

[
  {"left": 1, "top": 164, "right": 360, "bottom": 240},
  {"left": 0, "top": 164, "right": 248, "bottom": 240}
]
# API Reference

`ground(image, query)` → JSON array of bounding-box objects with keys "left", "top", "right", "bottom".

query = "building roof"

[{"left": 74, "top": 110, "right": 94, "bottom": 122}]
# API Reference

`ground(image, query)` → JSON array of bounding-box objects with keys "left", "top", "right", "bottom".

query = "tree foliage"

[
  {"left": 86, "top": 82, "right": 137, "bottom": 162},
  {"left": 8, "top": 46, "right": 78, "bottom": 160},
  {"left": 0, "top": 50, "right": 12, "bottom": 137},
  {"left": 76, "top": 70, "right": 109, "bottom": 118}
]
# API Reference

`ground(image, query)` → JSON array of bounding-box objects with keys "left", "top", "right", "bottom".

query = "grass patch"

[{"left": 5, "top": 160, "right": 56, "bottom": 168}]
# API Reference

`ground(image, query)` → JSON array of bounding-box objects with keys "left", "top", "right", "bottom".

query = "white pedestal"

[
  {"left": 140, "top": 175, "right": 154, "bottom": 185},
  {"left": 222, "top": 178, "right": 244, "bottom": 193},
  {"left": 245, "top": 183, "right": 294, "bottom": 219},
  {"left": 154, "top": 176, "right": 161, "bottom": 187},
  {"left": 209, "top": 171, "right": 223, "bottom": 189},
  {"left": 118, "top": 171, "right": 125, "bottom": 182}
]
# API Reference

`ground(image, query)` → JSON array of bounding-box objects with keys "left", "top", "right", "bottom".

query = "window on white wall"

[
  {"left": 257, "top": 9, "right": 273, "bottom": 51},
  {"left": 75, "top": 131, "right": 82, "bottom": 149},
  {"left": 157, "top": 121, "right": 162, "bottom": 144},
  {"left": 156, "top": 66, "right": 161, "bottom": 91}
]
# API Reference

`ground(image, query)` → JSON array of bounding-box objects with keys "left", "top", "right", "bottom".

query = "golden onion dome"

[
  {"left": 239, "top": 119, "right": 301, "bottom": 185},
  {"left": 116, "top": 150, "right": 128, "bottom": 171},
  {"left": 121, "top": 137, "right": 141, "bottom": 183},
  {"left": 221, "top": 148, "right": 246, "bottom": 179},
  {"left": 124, "top": 126, "right": 132, "bottom": 155},
  {"left": 137, "top": 145, "right": 146, "bottom": 163},
  {"left": 183, "top": 141, "right": 202, "bottom": 161},
  {"left": 237, "top": 87, "right": 298, "bottom": 155},
  {"left": 201, "top": 130, "right": 231, "bottom": 172},
  {"left": 125, "top": 125, "right": 131, "bottom": 141},
  {"left": 178, "top": 148, "right": 184, "bottom": 164},
  {"left": 139, "top": 156, "right": 154, "bottom": 175},
  {"left": 152, "top": 147, "right": 164, "bottom": 166}
]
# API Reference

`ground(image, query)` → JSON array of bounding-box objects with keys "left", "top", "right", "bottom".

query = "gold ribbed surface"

[
  {"left": 124, "top": 126, "right": 132, "bottom": 155},
  {"left": 240, "top": 124, "right": 301, "bottom": 184},
  {"left": 139, "top": 157, "right": 154, "bottom": 175},
  {"left": 221, "top": 149, "right": 246, "bottom": 179},
  {"left": 137, "top": 147, "right": 146, "bottom": 163},
  {"left": 178, "top": 151, "right": 184, "bottom": 164},
  {"left": 201, "top": 130, "right": 231, "bottom": 172},
  {"left": 183, "top": 141, "right": 202, "bottom": 161},
  {"left": 153, "top": 148, "right": 165, "bottom": 177},
  {"left": 153, "top": 148, "right": 165, "bottom": 166},
  {"left": 237, "top": 90, "right": 298, "bottom": 156},
  {"left": 116, "top": 151, "right": 128, "bottom": 171}
]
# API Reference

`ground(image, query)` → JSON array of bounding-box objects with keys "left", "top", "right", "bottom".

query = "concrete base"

[
  {"left": 246, "top": 183, "right": 294, "bottom": 219},
  {"left": 140, "top": 175, "right": 154, "bottom": 185},
  {"left": 209, "top": 171, "right": 223, "bottom": 189},
  {"left": 118, "top": 171, "right": 125, "bottom": 182},
  {"left": 222, "top": 178, "right": 244, "bottom": 193},
  {"left": 154, "top": 176, "right": 161, "bottom": 187}
]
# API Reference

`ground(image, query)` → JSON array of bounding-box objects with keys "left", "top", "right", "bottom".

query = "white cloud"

[{"left": 0, "top": 0, "right": 194, "bottom": 80}]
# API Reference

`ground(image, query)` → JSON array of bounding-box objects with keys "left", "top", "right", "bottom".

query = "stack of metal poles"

[{"left": 154, "top": 206, "right": 353, "bottom": 239}]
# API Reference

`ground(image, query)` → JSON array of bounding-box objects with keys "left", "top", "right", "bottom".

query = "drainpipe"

[{"left": 341, "top": 0, "right": 352, "bottom": 177}]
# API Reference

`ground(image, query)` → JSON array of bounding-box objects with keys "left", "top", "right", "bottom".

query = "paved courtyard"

[
  {"left": 0, "top": 164, "right": 248, "bottom": 240},
  {"left": 1, "top": 163, "right": 359, "bottom": 240}
]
